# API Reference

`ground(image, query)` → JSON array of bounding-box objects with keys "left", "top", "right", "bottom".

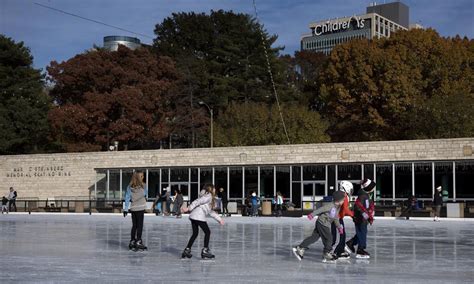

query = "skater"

[
  {"left": 433, "top": 186, "right": 443, "bottom": 221},
  {"left": 1, "top": 196, "right": 8, "bottom": 214},
  {"left": 218, "top": 188, "right": 229, "bottom": 217},
  {"left": 8, "top": 187, "right": 17, "bottom": 212},
  {"left": 174, "top": 189, "right": 184, "bottom": 218},
  {"left": 152, "top": 192, "right": 162, "bottom": 216},
  {"left": 250, "top": 191, "right": 259, "bottom": 217},
  {"left": 292, "top": 191, "right": 346, "bottom": 263},
  {"left": 345, "top": 178, "right": 375, "bottom": 259},
  {"left": 331, "top": 181, "right": 354, "bottom": 259},
  {"left": 123, "top": 171, "right": 148, "bottom": 251},
  {"left": 181, "top": 184, "right": 225, "bottom": 259},
  {"left": 275, "top": 191, "right": 283, "bottom": 217}
]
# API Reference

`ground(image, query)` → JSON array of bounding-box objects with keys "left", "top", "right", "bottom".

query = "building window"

[
  {"left": 395, "top": 164, "right": 412, "bottom": 199},
  {"left": 435, "top": 162, "right": 453, "bottom": 198},
  {"left": 245, "top": 167, "right": 258, "bottom": 196},
  {"left": 229, "top": 167, "right": 243, "bottom": 199},
  {"left": 414, "top": 163, "right": 432, "bottom": 198},
  {"left": 148, "top": 170, "right": 161, "bottom": 199},
  {"left": 303, "top": 165, "right": 325, "bottom": 181},
  {"left": 215, "top": 167, "right": 228, "bottom": 192},
  {"left": 200, "top": 167, "right": 212, "bottom": 185},
  {"left": 260, "top": 167, "right": 274, "bottom": 198},
  {"left": 171, "top": 168, "right": 188, "bottom": 182},
  {"left": 276, "top": 166, "right": 290, "bottom": 199},
  {"left": 455, "top": 161, "right": 474, "bottom": 198},
  {"left": 376, "top": 164, "right": 393, "bottom": 199}
]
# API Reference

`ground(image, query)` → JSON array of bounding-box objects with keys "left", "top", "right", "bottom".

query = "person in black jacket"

[
  {"left": 433, "top": 186, "right": 443, "bottom": 222},
  {"left": 218, "top": 188, "right": 229, "bottom": 216}
]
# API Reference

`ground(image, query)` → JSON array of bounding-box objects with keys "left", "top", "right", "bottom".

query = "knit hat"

[
  {"left": 361, "top": 178, "right": 376, "bottom": 192},
  {"left": 332, "top": 191, "right": 345, "bottom": 203}
]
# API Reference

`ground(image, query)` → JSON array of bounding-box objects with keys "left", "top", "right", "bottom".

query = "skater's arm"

[
  {"left": 123, "top": 186, "right": 131, "bottom": 211},
  {"left": 311, "top": 203, "right": 332, "bottom": 216}
]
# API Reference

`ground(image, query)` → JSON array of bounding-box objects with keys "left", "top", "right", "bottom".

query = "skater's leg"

[
  {"left": 186, "top": 219, "right": 200, "bottom": 248},
  {"left": 197, "top": 221, "right": 211, "bottom": 248},
  {"left": 136, "top": 210, "right": 145, "bottom": 241},
  {"left": 318, "top": 223, "right": 333, "bottom": 254},
  {"left": 299, "top": 224, "right": 321, "bottom": 248},
  {"left": 331, "top": 222, "right": 337, "bottom": 246},
  {"left": 223, "top": 202, "right": 228, "bottom": 214},
  {"left": 357, "top": 223, "right": 368, "bottom": 249},
  {"left": 435, "top": 205, "right": 441, "bottom": 220},
  {"left": 131, "top": 211, "right": 138, "bottom": 240},
  {"left": 335, "top": 219, "right": 346, "bottom": 254}
]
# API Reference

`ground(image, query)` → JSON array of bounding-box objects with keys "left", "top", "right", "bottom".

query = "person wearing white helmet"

[{"left": 331, "top": 181, "right": 354, "bottom": 260}]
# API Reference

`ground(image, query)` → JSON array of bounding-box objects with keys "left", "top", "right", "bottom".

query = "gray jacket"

[
  {"left": 311, "top": 202, "right": 342, "bottom": 229},
  {"left": 188, "top": 191, "right": 222, "bottom": 223}
]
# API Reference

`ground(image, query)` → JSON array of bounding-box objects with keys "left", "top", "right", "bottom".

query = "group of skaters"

[
  {"left": 292, "top": 179, "right": 375, "bottom": 263},
  {"left": 1, "top": 187, "right": 17, "bottom": 214},
  {"left": 243, "top": 191, "right": 285, "bottom": 217},
  {"left": 122, "top": 171, "right": 444, "bottom": 262}
]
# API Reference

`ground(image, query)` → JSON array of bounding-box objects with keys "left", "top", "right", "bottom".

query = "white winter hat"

[{"left": 436, "top": 186, "right": 442, "bottom": 190}]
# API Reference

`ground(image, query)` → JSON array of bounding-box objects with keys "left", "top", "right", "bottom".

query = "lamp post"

[{"left": 198, "top": 101, "right": 213, "bottom": 148}]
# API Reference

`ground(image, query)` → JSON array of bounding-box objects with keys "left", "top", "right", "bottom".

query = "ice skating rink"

[{"left": 0, "top": 214, "right": 472, "bottom": 283}]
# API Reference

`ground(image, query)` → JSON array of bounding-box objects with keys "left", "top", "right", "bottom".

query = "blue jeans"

[
  {"left": 251, "top": 204, "right": 258, "bottom": 216},
  {"left": 352, "top": 223, "right": 368, "bottom": 250}
]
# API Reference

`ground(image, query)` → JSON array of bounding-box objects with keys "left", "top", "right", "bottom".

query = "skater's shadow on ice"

[
  {"left": 161, "top": 245, "right": 183, "bottom": 257},
  {"left": 262, "top": 245, "right": 321, "bottom": 261}
]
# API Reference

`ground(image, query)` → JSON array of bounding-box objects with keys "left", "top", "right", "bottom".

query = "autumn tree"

[
  {"left": 319, "top": 29, "right": 473, "bottom": 141},
  {"left": 214, "top": 102, "right": 330, "bottom": 146},
  {"left": 47, "top": 46, "right": 179, "bottom": 152},
  {"left": 0, "top": 35, "right": 50, "bottom": 154}
]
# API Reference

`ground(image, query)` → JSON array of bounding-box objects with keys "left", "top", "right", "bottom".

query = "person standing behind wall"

[
  {"left": 433, "top": 186, "right": 443, "bottom": 222},
  {"left": 8, "top": 187, "right": 17, "bottom": 212}
]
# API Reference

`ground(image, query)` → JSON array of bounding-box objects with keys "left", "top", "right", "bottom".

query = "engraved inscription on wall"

[{"left": 6, "top": 166, "right": 72, "bottom": 178}]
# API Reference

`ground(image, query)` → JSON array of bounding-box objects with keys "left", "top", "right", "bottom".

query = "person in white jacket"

[{"left": 181, "top": 184, "right": 225, "bottom": 259}]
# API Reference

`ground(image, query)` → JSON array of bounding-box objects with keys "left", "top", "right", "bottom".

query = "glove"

[
  {"left": 123, "top": 211, "right": 128, "bottom": 217},
  {"left": 337, "top": 226, "right": 344, "bottom": 235},
  {"left": 362, "top": 212, "right": 369, "bottom": 220},
  {"left": 307, "top": 213, "right": 314, "bottom": 221}
]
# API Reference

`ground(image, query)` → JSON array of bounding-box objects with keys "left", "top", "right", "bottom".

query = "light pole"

[{"left": 198, "top": 101, "right": 213, "bottom": 148}]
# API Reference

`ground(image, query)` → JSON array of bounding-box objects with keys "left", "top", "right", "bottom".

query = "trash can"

[
  {"left": 262, "top": 201, "right": 272, "bottom": 216},
  {"left": 446, "top": 203, "right": 465, "bottom": 218}
]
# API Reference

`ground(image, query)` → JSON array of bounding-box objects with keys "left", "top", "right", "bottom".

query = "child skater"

[
  {"left": 331, "top": 181, "right": 354, "bottom": 260},
  {"left": 123, "top": 171, "right": 148, "bottom": 251},
  {"left": 292, "top": 191, "right": 346, "bottom": 263},
  {"left": 181, "top": 184, "right": 225, "bottom": 259},
  {"left": 345, "top": 178, "right": 375, "bottom": 259},
  {"left": 1, "top": 196, "right": 8, "bottom": 214}
]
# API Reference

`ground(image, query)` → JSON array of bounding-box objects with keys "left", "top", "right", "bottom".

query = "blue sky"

[{"left": 1, "top": 0, "right": 473, "bottom": 71}]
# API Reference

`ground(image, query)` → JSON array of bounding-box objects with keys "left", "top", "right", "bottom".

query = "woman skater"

[
  {"left": 123, "top": 171, "right": 148, "bottom": 251},
  {"left": 181, "top": 184, "right": 225, "bottom": 259}
]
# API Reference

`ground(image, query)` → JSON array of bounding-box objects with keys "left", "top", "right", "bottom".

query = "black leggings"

[
  {"left": 186, "top": 219, "right": 211, "bottom": 249},
  {"left": 131, "top": 210, "right": 144, "bottom": 241}
]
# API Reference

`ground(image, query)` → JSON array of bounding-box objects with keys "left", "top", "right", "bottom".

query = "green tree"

[
  {"left": 153, "top": 10, "right": 299, "bottom": 146},
  {"left": 214, "top": 102, "right": 330, "bottom": 146},
  {"left": 47, "top": 46, "right": 179, "bottom": 152},
  {"left": 0, "top": 35, "right": 50, "bottom": 154}
]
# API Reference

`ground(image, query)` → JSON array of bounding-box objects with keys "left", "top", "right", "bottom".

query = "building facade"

[
  {"left": 301, "top": 2, "right": 409, "bottom": 54},
  {"left": 1, "top": 138, "right": 473, "bottom": 208},
  {"left": 103, "top": 35, "right": 141, "bottom": 51}
]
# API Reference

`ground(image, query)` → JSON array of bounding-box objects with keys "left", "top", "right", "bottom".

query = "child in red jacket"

[{"left": 331, "top": 181, "right": 354, "bottom": 259}]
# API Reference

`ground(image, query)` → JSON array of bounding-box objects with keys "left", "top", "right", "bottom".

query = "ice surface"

[{"left": 0, "top": 214, "right": 473, "bottom": 283}]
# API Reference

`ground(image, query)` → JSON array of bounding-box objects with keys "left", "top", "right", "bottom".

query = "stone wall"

[{"left": 1, "top": 138, "right": 472, "bottom": 199}]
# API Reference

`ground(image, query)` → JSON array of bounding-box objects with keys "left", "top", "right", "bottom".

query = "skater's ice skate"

[
  {"left": 336, "top": 251, "right": 351, "bottom": 260},
  {"left": 201, "top": 247, "right": 215, "bottom": 259},
  {"left": 292, "top": 246, "right": 305, "bottom": 261},
  {"left": 322, "top": 252, "right": 337, "bottom": 263},
  {"left": 356, "top": 248, "right": 370, "bottom": 259},
  {"left": 128, "top": 239, "right": 136, "bottom": 250},
  {"left": 134, "top": 239, "right": 147, "bottom": 251},
  {"left": 181, "top": 247, "right": 192, "bottom": 259},
  {"left": 345, "top": 240, "right": 355, "bottom": 254}
]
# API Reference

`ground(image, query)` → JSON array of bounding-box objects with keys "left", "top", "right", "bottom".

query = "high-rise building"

[
  {"left": 103, "top": 35, "right": 141, "bottom": 51},
  {"left": 301, "top": 1, "right": 409, "bottom": 55}
]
